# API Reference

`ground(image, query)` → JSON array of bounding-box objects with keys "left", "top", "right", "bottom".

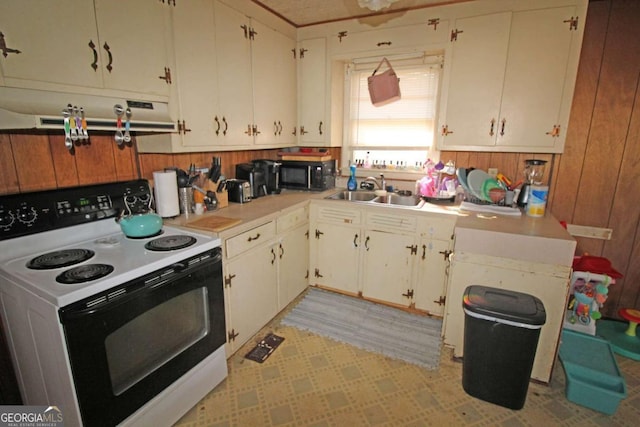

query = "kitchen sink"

[
  {"left": 371, "top": 193, "right": 423, "bottom": 207},
  {"left": 325, "top": 190, "right": 377, "bottom": 202},
  {"left": 324, "top": 190, "right": 424, "bottom": 208}
]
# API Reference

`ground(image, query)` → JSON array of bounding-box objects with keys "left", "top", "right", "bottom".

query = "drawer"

[
  {"left": 277, "top": 206, "right": 308, "bottom": 233},
  {"left": 225, "top": 221, "right": 276, "bottom": 259},
  {"left": 365, "top": 211, "right": 417, "bottom": 233},
  {"left": 315, "top": 205, "right": 361, "bottom": 225},
  {"left": 418, "top": 216, "right": 456, "bottom": 241}
]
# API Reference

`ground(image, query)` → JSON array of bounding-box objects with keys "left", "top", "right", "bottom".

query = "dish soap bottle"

[{"left": 347, "top": 164, "right": 357, "bottom": 190}]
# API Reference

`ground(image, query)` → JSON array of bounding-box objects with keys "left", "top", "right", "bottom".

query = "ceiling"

[{"left": 251, "top": 0, "right": 471, "bottom": 27}]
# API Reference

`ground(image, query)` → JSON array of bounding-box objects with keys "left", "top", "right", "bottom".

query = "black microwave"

[{"left": 279, "top": 160, "right": 336, "bottom": 191}]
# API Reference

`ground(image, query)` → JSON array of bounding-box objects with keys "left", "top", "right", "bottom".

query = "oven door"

[{"left": 59, "top": 248, "right": 225, "bottom": 427}]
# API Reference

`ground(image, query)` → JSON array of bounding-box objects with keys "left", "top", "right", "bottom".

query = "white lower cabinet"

[
  {"left": 310, "top": 202, "right": 454, "bottom": 314},
  {"left": 276, "top": 207, "right": 310, "bottom": 310},
  {"left": 223, "top": 221, "right": 278, "bottom": 355},
  {"left": 223, "top": 206, "right": 309, "bottom": 356}
]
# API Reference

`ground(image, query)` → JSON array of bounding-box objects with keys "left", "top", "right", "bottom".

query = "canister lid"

[{"left": 463, "top": 285, "right": 546, "bottom": 326}]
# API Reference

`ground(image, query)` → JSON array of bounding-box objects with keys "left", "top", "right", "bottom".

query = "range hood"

[{"left": 0, "top": 87, "right": 176, "bottom": 133}]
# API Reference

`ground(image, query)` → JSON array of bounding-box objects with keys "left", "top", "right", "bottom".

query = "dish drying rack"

[{"left": 463, "top": 190, "right": 510, "bottom": 207}]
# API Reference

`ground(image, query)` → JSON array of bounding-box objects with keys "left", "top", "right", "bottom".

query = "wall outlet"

[{"left": 488, "top": 168, "right": 498, "bottom": 178}]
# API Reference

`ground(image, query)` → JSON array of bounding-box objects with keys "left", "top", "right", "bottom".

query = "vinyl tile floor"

[{"left": 174, "top": 302, "right": 640, "bottom": 427}]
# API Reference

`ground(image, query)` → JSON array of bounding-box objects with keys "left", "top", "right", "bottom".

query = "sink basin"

[
  {"left": 325, "top": 190, "right": 377, "bottom": 202},
  {"left": 371, "top": 194, "right": 423, "bottom": 207},
  {"left": 325, "top": 190, "right": 424, "bottom": 208}
]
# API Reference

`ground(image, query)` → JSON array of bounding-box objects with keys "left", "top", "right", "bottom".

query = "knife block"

[{"left": 204, "top": 180, "right": 228, "bottom": 209}]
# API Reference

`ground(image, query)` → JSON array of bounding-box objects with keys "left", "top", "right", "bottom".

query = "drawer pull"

[{"left": 247, "top": 233, "right": 261, "bottom": 242}]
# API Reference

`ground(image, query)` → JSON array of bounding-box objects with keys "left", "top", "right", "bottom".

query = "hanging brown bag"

[{"left": 367, "top": 57, "right": 401, "bottom": 107}]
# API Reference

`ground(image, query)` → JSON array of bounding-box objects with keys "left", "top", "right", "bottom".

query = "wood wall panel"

[
  {"left": 49, "top": 134, "right": 80, "bottom": 188},
  {"left": 0, "top": 134, "right": 18, "bottom": 195},
  {"left": 551, "top": 1, "right": 608, "bottom": 224},
  {"left": 10, "top": 134, "right": 57, "bottom": 192}
]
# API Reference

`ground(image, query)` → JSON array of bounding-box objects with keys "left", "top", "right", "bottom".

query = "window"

[{"left": 343, "top": 54, "right": 443, "bottom": 173}]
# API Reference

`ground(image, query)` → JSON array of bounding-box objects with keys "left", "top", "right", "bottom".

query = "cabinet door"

[
  {"left": 252, "top": 20, "right": 297, "bottom": 146},
  {"left": 298, "top": 38, "right": 326, "bottom": 145},
  {"left": 94, "top": 0, "right": 171, "bottom": 96},
  {"left": 440, "top": 12, "right": 511, "bottom": 149},
  {"left": 414, "top": 239, "right": 450, "bottom": 315},
  {"left": 496, "top": 6, "right": 578, "bottom": 150},
  {"left": 0, "top": 1, "right": 103, "bottom": 88},
  {"left": 170, "top": 0, "right": 220, "bottom": 147},
  {"left": 361, "top": 230, "right": 417, "bottom": 307},
  {"left": 311, "top": 222, "right": 360, "bottom": 295},
  {"left": 278, "top": 223, "right": 309, "bottom": 310},
  {"left": 225, "top": 242, "right": 278, "bottom": 352},
  {"left": 214, "top": 1, "right": 254, "bottom": 146}
]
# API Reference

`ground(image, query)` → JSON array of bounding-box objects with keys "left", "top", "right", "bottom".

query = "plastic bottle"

[
  {"left": 364, "top": 152, "right": 371, "bottom": 169},
  {"left": 347, "top": 164, "right": 357, "bottom": 190}
]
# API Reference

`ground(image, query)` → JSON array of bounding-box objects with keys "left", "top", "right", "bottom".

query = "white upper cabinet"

[
  {"left": 0, "top": 0, "right": 171, "bottom": 98},
  {"left": 439, "top": 5, "right": 584, "bottom": 153},
  {"left": 251, "top": 20, "right": 297, "bottom": 146},
  {"left": 329, "top": 21, "right": 449, "bottom": 55},
  {"left": 298, "top": 37, "right": 328, "bottom": 146}
]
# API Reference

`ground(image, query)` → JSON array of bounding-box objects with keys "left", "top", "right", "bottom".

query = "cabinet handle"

[
  {"left": 546, "top": 125, "right": 561, "bottom": 137},
  {"left": 214, "top": 116, "right": 221, "bottom": 135},
  {"left": 353, "top": 233, "right": 358, "bottom": 248},
  {"left": 158, "top": 67, "right": 172, "bottom": 84},
  {"left": 277, "top": 121, "right": 283, "bottom": 135},
  {"left": 273, "top": 121, "right": 278, "bottom": 136},
  {"left": 103, "top": 42, "right": 113, "bottom": 73},
  {"left": 0, "top": 32, "right": 21, "bottom": 58},
  {"left": 376, "top": 41, "right": 392, "bottom": 47},
  {"left": 318, "top": 121, "right": 323, "bottom": 135},
  {"left": 222, "top": 117, "right": 228, "bottom": 135},
  {"left": 489, "top": 118, "right": 495, "bottom": 136},
  {"left": 271, "top": 247, "right": 276, "bottom": 264},
  {"left": 279, "top": 243, "right": 284, "bottom": 259},
  {"left": 364, "top": 236, "right": 370, "bottom": 251},
  {"left": 88, "top": 40, "right": 98, "bottom": 71},
  {"left": 422, "top": 244, "right": 427, "bottom": 260},
  {"left": 500, "top": 118, "right": 506, "bottom": 136},
  {"left": 247, "top": 233, "right": 261, "bottom": 242}
]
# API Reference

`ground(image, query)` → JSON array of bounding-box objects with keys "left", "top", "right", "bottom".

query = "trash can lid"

[{"left": 463, "top": 285, "right": 546, "bottom": 326}]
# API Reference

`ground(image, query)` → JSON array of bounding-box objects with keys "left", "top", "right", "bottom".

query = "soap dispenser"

[{"left": 347, "top": 164, "right": 357, "bottom": 191}]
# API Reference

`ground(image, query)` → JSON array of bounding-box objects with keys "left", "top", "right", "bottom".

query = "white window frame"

[{"left": 341, "top": 52, "right": 444, "bottom": 178}]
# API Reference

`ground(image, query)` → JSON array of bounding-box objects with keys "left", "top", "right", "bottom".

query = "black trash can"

[{"left": 462, "top": 285, "right": 546, "bottom": 409}]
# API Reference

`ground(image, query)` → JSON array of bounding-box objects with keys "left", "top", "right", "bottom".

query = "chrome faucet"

[{"left": 362, "top": 174, "right": 386, "bottom": 191}]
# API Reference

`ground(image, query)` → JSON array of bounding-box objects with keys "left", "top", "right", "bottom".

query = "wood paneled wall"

[{"left": 0, "top": 1, "right": 637, "bottom": 319}]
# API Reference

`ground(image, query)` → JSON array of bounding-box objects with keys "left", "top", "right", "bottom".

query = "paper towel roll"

[{"left": 153, "top": 170, "right": 180, "bottom": 217}]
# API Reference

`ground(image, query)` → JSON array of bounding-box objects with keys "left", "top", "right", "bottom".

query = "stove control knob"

[
  {"left": 0, "top": 210, "right": 15, "bottom": 230},
  {"left": 16, "top": 206, "right": 38, "bottom": 225}
]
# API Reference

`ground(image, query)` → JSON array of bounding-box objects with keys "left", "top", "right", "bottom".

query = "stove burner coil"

[
  {"left": 56, "top": 264, "right": 115, "bottom": 284},
  {"left": 145, "top": 235, "right": 196, "bottom": 252},
  {"left": 27, "top": 249, "right": 95, "bottom": 270}
]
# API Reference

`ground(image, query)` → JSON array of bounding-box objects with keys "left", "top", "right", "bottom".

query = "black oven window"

[{"left": 104, "top": 287, "right": 210, "bottom": 395}]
